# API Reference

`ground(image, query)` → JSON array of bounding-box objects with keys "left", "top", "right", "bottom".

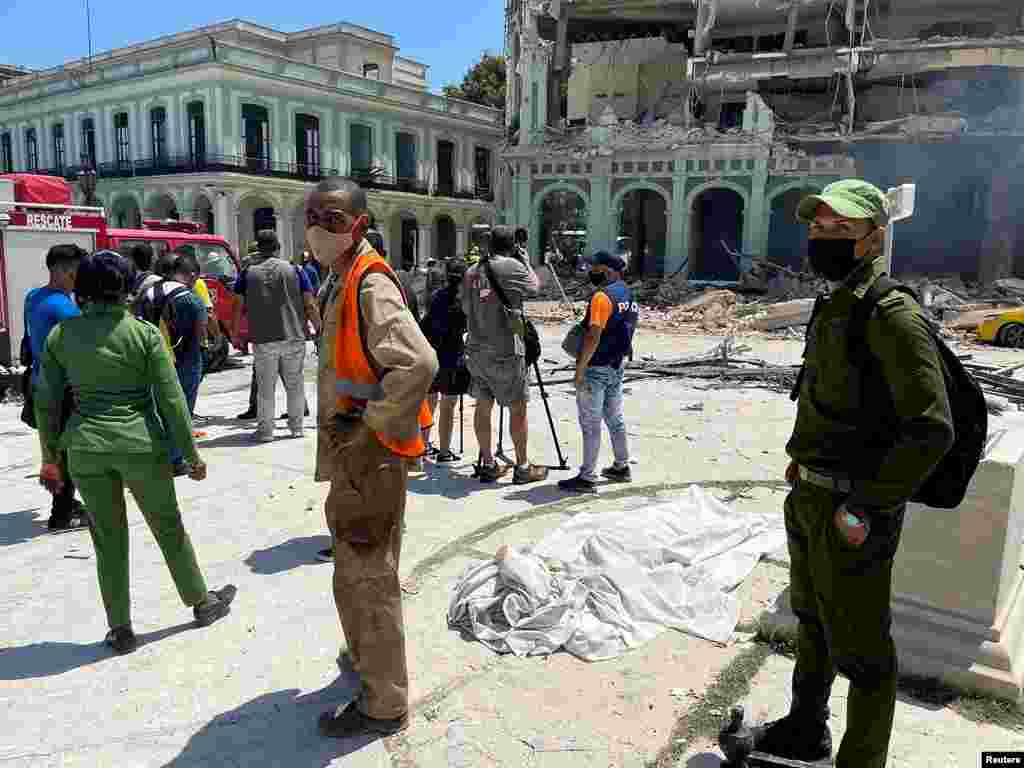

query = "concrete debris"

[
  {"left": 745, "top": 299, "right": 817, "bottom": 332},
  {"left": 945, "top": 307, "right": 1009, "bottom": 331},
  {"left": 993, "top": 278, "right": 1024, "bottom": 297},
  {"left": 963, "top": 361, "right": 1024, "bottom": 407}
]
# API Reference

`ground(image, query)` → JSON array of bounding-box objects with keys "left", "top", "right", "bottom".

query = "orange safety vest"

[{"left": 335, "top": 248, "right": 428, "bottom": 458}]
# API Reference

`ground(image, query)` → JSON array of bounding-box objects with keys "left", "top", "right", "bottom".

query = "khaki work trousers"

[
  {"left": 785, "top": 478, "right": 904, "bottom": 768},
  {"left": 324, "top": 419, "right": 409, "bottom": 720}
]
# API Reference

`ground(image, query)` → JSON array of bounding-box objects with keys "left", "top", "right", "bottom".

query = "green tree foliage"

[{"left": 443, "top": 53, "right": 506, "bottom": 110}]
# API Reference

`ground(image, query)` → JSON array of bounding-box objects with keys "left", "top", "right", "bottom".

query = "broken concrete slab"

[
  {"left": 995, "top": 278, "right": 1024, "bottom": 296},
  {"left": 748, "top": 299, "right": 816, "bottom": 332},
  {"left": 946, "top": 307, "right": 1009, "bottom": 331},
  {"left": 682, "top": 290, "right": 737, "bottom": 312}
]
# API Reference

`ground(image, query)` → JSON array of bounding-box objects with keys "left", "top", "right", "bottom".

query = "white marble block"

[{"left": 891, "top": 426, "right": 1024, "bottom": 701}]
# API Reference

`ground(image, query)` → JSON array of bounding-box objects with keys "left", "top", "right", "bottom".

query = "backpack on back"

[
  {"left": 135, "top": 280, "right": 191, "bottom": 356},
  {"left": 847, "top": 276, "right": 987, "bottom": 509}
]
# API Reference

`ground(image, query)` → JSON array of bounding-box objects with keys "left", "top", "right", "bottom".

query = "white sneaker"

[{"left": 290, "top": 429, "right": 305, "bottom": 439}]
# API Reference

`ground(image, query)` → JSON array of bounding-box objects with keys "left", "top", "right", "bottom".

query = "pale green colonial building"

[
  {"left": 500, "top": 0, "right": 856, "bottom": 278},
  {"left": 0, "top": 20, "right": 504, "bottom": 265}
]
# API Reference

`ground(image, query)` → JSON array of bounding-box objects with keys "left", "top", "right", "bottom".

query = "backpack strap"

[
  {"left": 159, "top": 285, "right": 191, "bottom": 348},
  {"left": 848, "top": 276, "right": 918, "bottom": 368},
  {"left": 789, "top": 293, "right": 828, "bottom": 402}
]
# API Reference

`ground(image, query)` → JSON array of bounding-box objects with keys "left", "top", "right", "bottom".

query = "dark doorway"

[
  {"left": 350, "top": 124, "right": 373, "bottom": 174},
  {"left": 437, "top": 140, "right": 455, "bottom": 196},
  {"left": 295, "top": 114, "right": 320, "bottom": 177},
  {"left": 254, "top": 207, "right": 276, "bottom": 235},
  {"left": 618, "top": 190, "right": 667, "bottom": 276},
  {"left": 401, "top": 218, "right": 418, "bottom": 267},
  {"left": 396, "top": 133, "right": 417, "bottom": 182},
  {"left": 767, "top": 188, "right": 817, "bottom": 272},
  {"left": 436, "top": 216, "right": 456, "bottom": 260},
  {"left": 690, "top": 188, "right": 744, "bottom": 280}
]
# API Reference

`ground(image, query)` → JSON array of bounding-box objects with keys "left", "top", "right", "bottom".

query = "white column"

[
  {"left": 279, "top": 211, "right": 295, "bottom": 261},
  {"left": 11, "top": 123, "right": 24, "bottom": 171},
  {"left": 64, "top": 112, "right": 77, "bottom": 166},
  {"left": 166, "top": 97, "right": 179, "bottom": 158},
  {"left": 212, "top": 86, "right": 224, "bottom": 157},
  {"left": 104, "top": 106, "right": 115, "bottom": 165},
  {"left": 456, "top": 225, "right": 467, "bottom": 256},
  {"left": 418, "top": 224, "right": 431, "bottom": 266},
  {"left": 36, "top": 118, "right": 48, "bottom": 169},
  {"left": 215, "top": 191, "right": 232, "bottom": 239},
  {"left": 91, "top": 109, "right": 105, "bottom": 165},
  {"left": 128, "top": 103, "right": 140, "bottom": 160}
]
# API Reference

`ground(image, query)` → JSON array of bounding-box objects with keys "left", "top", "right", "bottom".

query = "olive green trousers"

[
  {"left": 785, "top": 478, "right": 904, "bottom": 768},
  {"left": 68, "top": 451, "right": 209, "bottom": 630}
]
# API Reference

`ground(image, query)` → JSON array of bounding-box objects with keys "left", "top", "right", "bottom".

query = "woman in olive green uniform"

[{"left": 35, "top": 251, "right": 236, "bottom": 654}]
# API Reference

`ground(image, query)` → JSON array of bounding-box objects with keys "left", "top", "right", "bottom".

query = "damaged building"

[{"left": 501, "top": 0, "right": 1024, "bottom": 284}]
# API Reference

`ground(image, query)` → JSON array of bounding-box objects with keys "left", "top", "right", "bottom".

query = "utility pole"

[{"left": 85, "top": 0, "right": 94, "bottom": 68}]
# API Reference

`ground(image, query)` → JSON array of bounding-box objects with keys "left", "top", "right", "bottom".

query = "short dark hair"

[
  {"left": 46, "top": 244, "right": 86, "bottom": 272},
  {"left": 171, "top": 252, "right": 200, "bottom": 277},
  {"left": 75, "top": 251, "right": 134, "bottom": 303},
  {"left": 489, "top": 225, "right": 514, "bottom": 256},
  {"left": 129, "top": 242, "right": 154, "bottom": 272},
  {"left": 315, "top": 177, "right": 368, "bottom": 214},
  {"left": 154, "top": 251, "right": 176, "bottom": 278},
  {"left": 514, "top": 227, "right": 528, "bottom": 244}
]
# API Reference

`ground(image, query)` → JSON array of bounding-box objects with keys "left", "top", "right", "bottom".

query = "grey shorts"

[{"left": 466, "top": 352, "right": 530, "bottom": 406}]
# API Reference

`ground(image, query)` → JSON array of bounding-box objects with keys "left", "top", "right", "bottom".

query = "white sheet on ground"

[{"left": 447, "top": 485, "right": 786, "bottom": 661}]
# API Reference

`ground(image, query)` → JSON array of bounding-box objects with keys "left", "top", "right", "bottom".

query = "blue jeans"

[
  {"left": 170, "top": 360, "right": 203, "bottom": 467},
  {"left": 576, "top": 365, "right": 629, "bottom": 482}
]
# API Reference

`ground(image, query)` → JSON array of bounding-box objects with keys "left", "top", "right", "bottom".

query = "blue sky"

[{"left": 0, "top": 0, "right": 505, "bottom": 91}]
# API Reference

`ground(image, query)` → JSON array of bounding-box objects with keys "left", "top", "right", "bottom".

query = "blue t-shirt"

[
  {"left": 303, "top": 263, "right": 321, "bottom": 295},
  {"left": 25, "top": 287, "right": 80, "bottom": 383},
  {"left": 170, "top": 290, "right": 208, "bottom": 371},
  {"left": 234, "top": 264, "right": 313, "bottom": 296}
]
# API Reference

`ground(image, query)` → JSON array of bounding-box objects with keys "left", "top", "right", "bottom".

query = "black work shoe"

[
  {"left": 47, "top": 516, "right": 88, "bottom": 533},
  {"left": 477, "top": 462, "right": 505, "bottom": 483},
  {"left": 236, "top": 409, "right": 257, "bottom": 420},
  {"left": 105, "top": 626, "right": 138, "bottom": 655},
  {"left": 513, "top": 464, "right": 549, "bottom": 485},
  {"left": 318, "top": 701, "right": 408, "bottom": 738},
  {"left": 316, "top": 547, "right": 334, "bottom": 563},
  {"left": 750, "top": 715, "right": 833, "bottom": 763},
  {"left": 278, "top": 407, "right": 311, "bottom": 420},
  {"left": 558, "top": 475, "right": 597, "bottom": 494},
  {"left": 601, "top": 465, "right": 633, "bottom": 483},
  {"left": 194, "top": 585, "right": 237, "bottom": 627},
  {"left": 435, "top": 450, "right": 459, "bottom": 463},
  {"left": 172, "top": 461, "right": 190, "bottom": 478}
]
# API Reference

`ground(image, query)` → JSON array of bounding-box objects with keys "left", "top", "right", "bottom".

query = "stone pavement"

[{"left": 1, "top": 325, "right": 1022, "bottom": 767}]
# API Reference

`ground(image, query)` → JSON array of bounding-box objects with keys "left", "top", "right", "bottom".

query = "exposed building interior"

[{"left": 502, "top": 0, "right": 1024, "bottom": 282}]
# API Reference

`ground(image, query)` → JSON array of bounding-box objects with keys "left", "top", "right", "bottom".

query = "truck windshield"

[{"left": 177, "top": 243, "right": 238, "bottom": 281}]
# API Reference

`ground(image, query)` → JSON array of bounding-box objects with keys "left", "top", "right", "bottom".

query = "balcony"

[{"left": 34, "top": 157, "right": 495, "bottom": 201}]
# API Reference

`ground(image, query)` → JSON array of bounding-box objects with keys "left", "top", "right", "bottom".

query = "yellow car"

[{"left": 978, "top": 308, "right": 1024, "bottom": 347}]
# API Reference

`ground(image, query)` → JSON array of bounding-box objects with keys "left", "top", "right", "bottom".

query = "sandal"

[
  {"left": 105, "top": 626, "right": 138, "bottom": 655},
  {"left": 435, "top": 451, "right": 459, "bottom": 463}
]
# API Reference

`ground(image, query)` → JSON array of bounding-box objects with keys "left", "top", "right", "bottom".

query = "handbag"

[
  {"left": 482, "top": 258, "right": 541, "bottom": 367},
  {"left": 561, "top": 321, "right": 586, "bottom": 358}
]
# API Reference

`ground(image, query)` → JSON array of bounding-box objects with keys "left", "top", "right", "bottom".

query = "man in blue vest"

[{"left": 559, "top": 251, "right": 638, "bottom": 493}]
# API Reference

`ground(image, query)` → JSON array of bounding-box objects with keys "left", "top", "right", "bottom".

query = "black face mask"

[
  {"left": 589, "top": 271, "right": 607, "bottom": 287},
  {"left": 807, "top": 238, "right": 860, "bottom": 282}
]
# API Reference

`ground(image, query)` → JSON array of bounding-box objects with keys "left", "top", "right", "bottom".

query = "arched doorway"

[
  {"left": 193, "top": 194, "right": 215, "bottom": 235},
  {"left": 435, "top": 215, "right": 456, "bottom": 261},
  {"left": 767, "top": 187, "right": 818, "bottom": 273},
  {"left": 391, "top": 212, "right": 418, "bottom": 268},
  {"left": 146, "top": 192, "right": 178, "bottom": 221},
  {"left": 690, "top": 188, "right": 745, "bottom": 280},
  {"left": 617, "top": 189, "right": 668, "bottom": 276},
  {"left": 538, "top": 189, "right": 587, "bottom": 269},
  {"left": 111, "top": 195, "right": 141, "bottom": 228},
  {"left": 237, "top": 194, "right": 278, "bottom": 254},
  {"left": 469, "top": 218, "right": 492, "bottom": 255}
]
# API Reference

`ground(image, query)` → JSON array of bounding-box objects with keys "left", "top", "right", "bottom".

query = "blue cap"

[{"left": 591, "top": 251, "right": 626, "bottom": 272}]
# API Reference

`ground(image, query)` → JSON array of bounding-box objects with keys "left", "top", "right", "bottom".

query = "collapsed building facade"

[{"left": 500, "top": 0, "right": 1024, "bottom": 283}]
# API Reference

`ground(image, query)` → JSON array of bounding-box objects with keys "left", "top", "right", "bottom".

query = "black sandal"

[
  {"left": 435, "top": 451, "right": 459, "bottom": 463},
  {"left": 105, "top": 626, "right": 138, "bottom": 655}
]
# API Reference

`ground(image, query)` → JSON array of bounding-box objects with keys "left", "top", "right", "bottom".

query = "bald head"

[{"left": 313, "top": 177, "right": 367, "bottom": 215}]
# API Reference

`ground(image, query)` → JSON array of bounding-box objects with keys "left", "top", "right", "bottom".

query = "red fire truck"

[{"left": 0, "top": 174, "right": 242, "bottom": 374}]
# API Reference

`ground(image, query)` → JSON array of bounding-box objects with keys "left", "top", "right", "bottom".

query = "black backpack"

[
  {"left": 798, "top": 276, "right": 987, "bottom": 509},
  {"left": 136, "top": 280, "right": 191, "bottom": 355}
]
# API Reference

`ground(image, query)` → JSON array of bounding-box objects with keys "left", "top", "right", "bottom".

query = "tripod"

[{"left": 493, "top": 359, "right": 570, "bottom": 471}]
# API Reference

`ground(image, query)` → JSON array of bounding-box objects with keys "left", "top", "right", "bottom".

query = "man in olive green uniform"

[{"left": 754, "top": 180, "right": 955, "bottom": 767}]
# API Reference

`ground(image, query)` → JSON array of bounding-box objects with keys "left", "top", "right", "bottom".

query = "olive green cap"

[{"left": 797, "top": 179, "right": 889, "bottom": 225}]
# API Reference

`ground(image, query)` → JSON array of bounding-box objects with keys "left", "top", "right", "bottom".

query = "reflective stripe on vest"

[
  {"left": 336, "top": 378, "right": 386, "bottom": 401},
  {"left": 335, "top": 248, "right": 425, "bottom": 458}
]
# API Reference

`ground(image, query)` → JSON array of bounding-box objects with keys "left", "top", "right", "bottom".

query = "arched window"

[
  {"left": 242, "top": 104, "right": 270, "bottom": 171},
  {"left": 114, "top": 113, "right": 130, "bottom": 168},
  {"left": 295, "top": 114, "right": 320, "bottom": 177}
]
